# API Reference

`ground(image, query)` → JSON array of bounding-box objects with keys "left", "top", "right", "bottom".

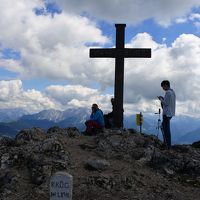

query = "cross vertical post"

[{"left": 114, "top": 24, "right": 126, "bottom": 128}]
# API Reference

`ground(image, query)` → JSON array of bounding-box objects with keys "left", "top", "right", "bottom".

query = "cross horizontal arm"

[
  {"left": 123, "top": 48, "right": 151, "bottom": 58},
  {"left": 90, "top": 48, "right": 116, "bottom": 58},
  {"left": 90, "top": 48, "right": 151, "bottom": 58}
]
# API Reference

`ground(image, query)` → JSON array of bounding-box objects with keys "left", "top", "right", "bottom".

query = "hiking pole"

[{"left": 155, "top": 108, "right": 161, "bottom": 138}]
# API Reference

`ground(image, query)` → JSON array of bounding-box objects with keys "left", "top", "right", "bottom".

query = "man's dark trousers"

[{"left": 162, "top": 115, "right": 172, "bottom": 147}]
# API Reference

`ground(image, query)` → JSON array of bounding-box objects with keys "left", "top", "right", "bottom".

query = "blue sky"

[{"left": 0, "top": 0, "right": 200, "bottom": 117}]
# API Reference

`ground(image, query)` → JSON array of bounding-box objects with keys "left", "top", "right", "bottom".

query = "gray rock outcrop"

[{"left": 0, "top": 127, "right": 200, "bottom": 200}]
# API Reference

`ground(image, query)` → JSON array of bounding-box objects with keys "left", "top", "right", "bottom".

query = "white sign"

[{"left": 50, "top": 171, "right": 73, "bottom": 200}]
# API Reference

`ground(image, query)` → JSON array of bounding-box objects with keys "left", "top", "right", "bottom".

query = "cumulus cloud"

[
  {"left": 0, "top": 80, "right": 56, "bottom": 112},
  {"left": 175, "top": 17, "right": 188, "bottom": 24},
  {"left": 0, "top": 80, "right": 113, "bottom": 113},
  {"left": 119, "top": 32, "right": 200, "bottom": 117},
  {"left": 189, "top": 13, "right": 200, "bottom": 20},
  {"left": 44, "top": 84, "right": 114, "bottom": 111},
  {"left": 175, "top": 12, "right": 200, "bottom": 28},
  {"left": 54, "top": 0, "right": 200, "bottom": 26},
  {"left": 1, "top": 28, "right": 200, "bottom": 116},
  {"left": 0, "top": 80, "right": 23, "bottom": 100},
  {"left": 45, "top": 84, "right": 101, "bottom": 106},
  {"left": 0, "top": 0, "right": 109, "bottom": 83},
  {"left": 0, "top": 0, "right": 200, "bottom": 118},
  {"left": 190, "top": 13, "right": 200, "bottom": 30}
]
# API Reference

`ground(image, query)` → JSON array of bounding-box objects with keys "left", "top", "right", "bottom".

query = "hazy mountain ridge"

[
  {"left": 0, "top": 108, "right": 29, "bottom": 122},
  {"left": 178, "top": 128, "right": 200, "bottom": 144},
  {"left": 20, "top": 108, "right": 90, "bottom": 123},
  {"left": 20, "top": 109, "right": 64, "bottom": 122},
  {"left": 0, "top": 108, "right": 90, "bottom": 137},
  {"left": 0, "top": 108, "right": 200, "bottom": 144}
]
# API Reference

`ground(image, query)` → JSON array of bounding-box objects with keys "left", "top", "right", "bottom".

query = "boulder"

[
  {"left": 192, "top": 140, "right": 200, "bottom": 148},
  {"left": 86, "top": 159, "right": 110, "bottom": 171},
  {"left": 47, "top": 126, "right": 80, "bottom": 137},
  {"left": 15, "top": 127, "right": 46, "bottom": 144}
]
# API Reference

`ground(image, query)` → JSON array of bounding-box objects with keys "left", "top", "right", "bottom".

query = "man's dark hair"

[{"left": 161, "top": 80, "right": 170, "bottom": 87}]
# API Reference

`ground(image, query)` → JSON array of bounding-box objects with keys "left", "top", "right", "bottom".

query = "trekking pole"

[{"left": 155, "top": 109, "right": 161, "bottom": 137}]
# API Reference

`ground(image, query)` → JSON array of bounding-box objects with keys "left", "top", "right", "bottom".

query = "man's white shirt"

[{"left": 161, "top": 89, "right": 176, "bottom": 117}]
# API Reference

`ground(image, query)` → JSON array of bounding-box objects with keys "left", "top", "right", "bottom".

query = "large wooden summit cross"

[{"left": 90, "top": 24, "right": 151, "bottom": 128}]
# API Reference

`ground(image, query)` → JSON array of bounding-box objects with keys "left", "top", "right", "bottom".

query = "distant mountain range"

[
  {"left": 0, "top": 108, "right": 29, "bottom": 122},
  {"left": 0, "top": 108, "right": 90, "bottom": 137},
  {"left": 0, "top": 108, "right": 200, "bottom": 144}
]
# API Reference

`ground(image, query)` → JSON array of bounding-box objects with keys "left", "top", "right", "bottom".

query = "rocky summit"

[{"left": 0, "top": 127, "right": 200, "bottom": 200}]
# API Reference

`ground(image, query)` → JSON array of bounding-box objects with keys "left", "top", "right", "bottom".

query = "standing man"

[{"left": 158, "top": 80, "right": 176, "bottom": 148}]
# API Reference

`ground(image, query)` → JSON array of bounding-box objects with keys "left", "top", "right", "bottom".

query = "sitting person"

[
  {"left": 85, "top": 103, "right": 105, "bottom": 134},
  {"left": 104, "top": 98, "right": 114, "bottom": 128}
]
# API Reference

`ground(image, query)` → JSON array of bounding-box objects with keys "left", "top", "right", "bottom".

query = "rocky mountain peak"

[{"left": 0, "top": 127, "right": 200, "bottom": 200}]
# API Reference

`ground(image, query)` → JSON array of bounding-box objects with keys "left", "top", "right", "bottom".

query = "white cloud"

[
  {"left": 175, "top": 17, "right": 188, "bottom": 24},
  {"left": 1, "top": 29, "right": 200, "bottom": 117},
  {"left": 174, "top": 12, "right": 200, "bottom": 27},
  {"left": 0, "top": 80, "right": 55, "bottom": 112},
  {"left": 0, "top": 59, "right": 23, "bottom": 74},
  {"left": 189, "top": 13, "right": 200, "bottom": 30},
  {"left": 0, "top": 80, "right": 113, "bottom": 113},
  {"left": 194, "top": 21, "right": 200, "bottom": 30},
  {"left": 189, "top": 13, "right": 200, "bottom": 20},
  {"left": 121, "top": 32, "right": 200, "bottom": 117},
  {"left": 54, "top": 0, "right": 200, "bottom": 26},
  {"left": 45, "top": 84, "right": 99, "bottom": 104},
  {"left": 45, "top": 84, "right": 113, "bottom": 111},
  {"left": 0, "top": 0, "right": 109, "bottom": 83},
  {"left": 0, "top": 0, "right": 200, "bottom": 118},
  {"left": 0, "top": 80, "right": 22, "bottom": 100}
]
